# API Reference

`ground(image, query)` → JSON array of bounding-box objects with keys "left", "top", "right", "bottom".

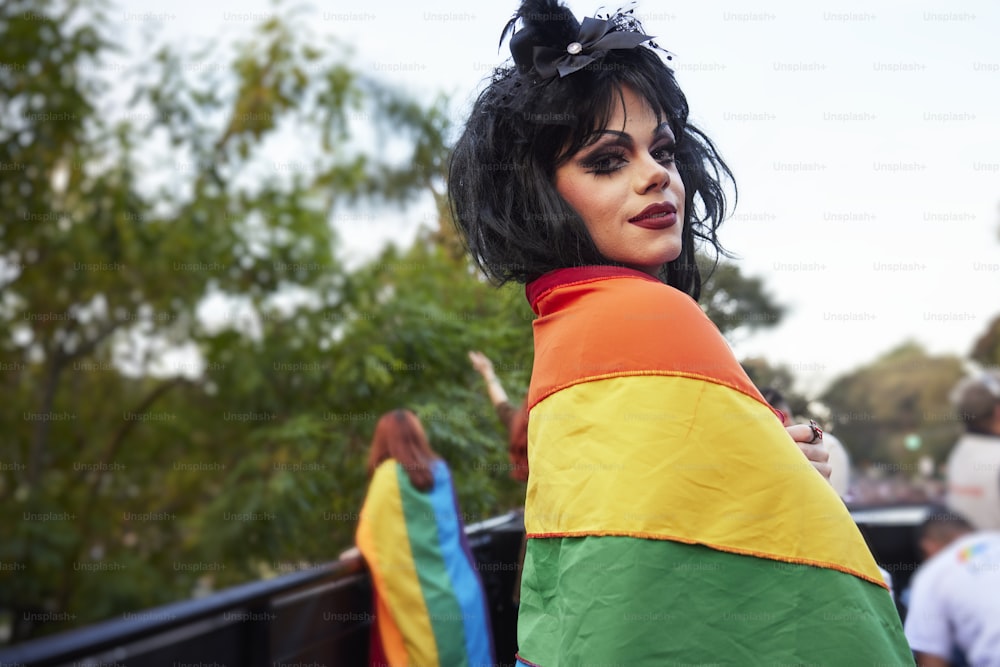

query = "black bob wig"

[{"left": 448, "top": 0, "right": 735, "bottom": 300}]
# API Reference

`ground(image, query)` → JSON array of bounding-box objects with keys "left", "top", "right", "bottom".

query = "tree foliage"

[
  {"left": 970, "top": 314, "right": 1000, "bottom": 369},
  {"left": 699, "top": 258, "right": 784, "bottom": 340},
  {"left": 741, "top": 356, "right": 811, "bottom": 419},
  {"left": 0, "top": 0, "right": 526, "bottom": 642},
  {"left": 819, "top": 343, "right": 966, "bottom": 467}
]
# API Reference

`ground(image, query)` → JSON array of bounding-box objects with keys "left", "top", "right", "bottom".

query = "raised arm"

[{"left": 468, "top": 350, "right": 510, "bottom": 407}]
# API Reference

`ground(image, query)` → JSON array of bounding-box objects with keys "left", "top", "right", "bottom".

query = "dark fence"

[
  {"left": 0, "top": 512, "right": 524, "bottom": 667},
  {"left": 0, "top": 505, "right": 927, "bottom": 667}
]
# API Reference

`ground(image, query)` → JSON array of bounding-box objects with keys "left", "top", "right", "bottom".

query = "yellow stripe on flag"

[{"left": 525, "top": 374, "right": 885, "bottom": 587}]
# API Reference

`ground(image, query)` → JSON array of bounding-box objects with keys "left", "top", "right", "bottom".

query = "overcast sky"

[{"left": 107, "top": 0, "right": 1000, "bottom": 393}]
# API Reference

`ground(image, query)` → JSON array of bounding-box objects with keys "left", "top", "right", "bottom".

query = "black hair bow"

[{"left": 510, "top": 16, "right": 654, "bottom": 80}]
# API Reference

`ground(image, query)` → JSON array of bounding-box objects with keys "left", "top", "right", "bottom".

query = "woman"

[
  {"left": 448, "top": 1, "right": 912, "bottom": 664},
  {"left": 354, "top": 409, "right": 494, "bottom": 667}
]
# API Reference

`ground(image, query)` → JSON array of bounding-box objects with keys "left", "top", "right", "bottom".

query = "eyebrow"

[{"left": 582, "top": 122, "right": 675, "bottom": 148}]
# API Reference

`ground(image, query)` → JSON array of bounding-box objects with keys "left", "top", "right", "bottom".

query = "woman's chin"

[{"left": 628, "top": 251, "right": 683, "bottom": 276}]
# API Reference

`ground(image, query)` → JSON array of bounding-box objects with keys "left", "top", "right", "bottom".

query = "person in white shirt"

[
  {"left": 904, "top": 508, "right": 1000, "bottom": 667},
  {"left": 946, "top": 371, "right": 1000, "bottom": 531}
]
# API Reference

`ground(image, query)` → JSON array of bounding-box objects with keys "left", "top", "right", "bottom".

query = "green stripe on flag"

[
  {"left": 517, "top": 535, "right": 912, "bottom": 667},
  {"left": 396, "top": 464, "right": 469, "bottom": 667}
]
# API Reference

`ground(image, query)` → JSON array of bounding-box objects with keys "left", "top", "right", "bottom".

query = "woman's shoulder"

[{"left": 370, "top": 458, "right": 400, "bottom": 481}]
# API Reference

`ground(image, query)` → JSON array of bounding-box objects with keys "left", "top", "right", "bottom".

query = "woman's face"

[{"left": 554, "top": 86, "right": 685, "bottom": 276}]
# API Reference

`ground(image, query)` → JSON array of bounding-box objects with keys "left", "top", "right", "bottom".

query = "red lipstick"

[{"left": 628, "top": 202, "right": 677, "bottom": 229}]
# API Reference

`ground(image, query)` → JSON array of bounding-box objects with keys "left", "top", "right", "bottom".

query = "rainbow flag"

[
  {"left": 356, "top": 459, "right": 494, "bottom": 667},
  {"left": 516, "top": 266, "right": 913, "bottom": 666}
]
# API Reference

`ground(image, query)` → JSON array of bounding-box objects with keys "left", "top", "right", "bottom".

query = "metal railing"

[{"left": 0, "top": 512, "right": 525, "bottom": 667}]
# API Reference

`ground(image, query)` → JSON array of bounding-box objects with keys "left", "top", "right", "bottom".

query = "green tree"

[
  {"left": 0, "top": 0, "right": 458, "bottom": 641},
  {"left": 971, "top": 314, "right": 1000, "bottom": 368},
  {"left": 820, "top": 342, "right": 965, "bottom": 467},
  {"left": 741, "top": 356, "right": 811, "bottom": 419},
  {"left": 172, "top": 234, "right": 534, "bottom": 593},
  {"left": 698, "top": 258, "right": 785, "bottom": 339}
]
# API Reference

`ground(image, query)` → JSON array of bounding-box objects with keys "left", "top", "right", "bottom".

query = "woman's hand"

[
  {"left": 338, "top": 546, "right": 360, "bottom": 560},
  {"left": 469, "top": 350, "right": 510, "bottom": 407},
  {"left": 468, "top": 350, "right": 495, "bottom": 378},
  {"left": 786, "top": 422, "right": 831, "bottom": 481}
]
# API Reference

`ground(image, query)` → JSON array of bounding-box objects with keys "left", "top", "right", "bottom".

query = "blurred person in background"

[
  {"left": 946, "top": 371, "right": 1000, "bottom": 531},
  {"left": 469, "top": 350, "right": 529, "bottom": 482},
  {"left": 904, "top": 508, "right": 1000, "bottom": 667}
]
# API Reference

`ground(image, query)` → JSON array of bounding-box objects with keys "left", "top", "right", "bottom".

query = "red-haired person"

[{"left": 352, "top": 409, "right": 494, "bottom": 667}]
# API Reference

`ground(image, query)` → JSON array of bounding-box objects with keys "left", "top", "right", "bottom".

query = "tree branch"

[{"left": 57, "top": 376, "right": 192, "bottom": 613}]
